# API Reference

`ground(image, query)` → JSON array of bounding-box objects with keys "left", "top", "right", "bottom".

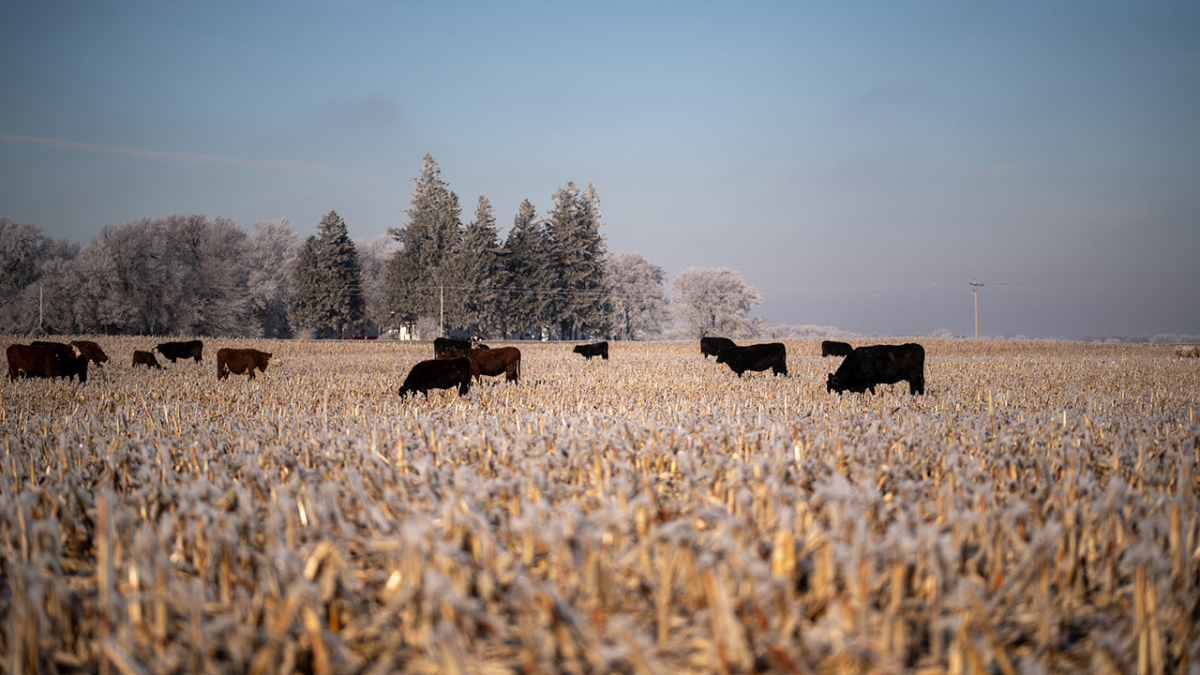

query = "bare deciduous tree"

[
  {"left": 607, "top": 252, "right": 667, "bottom": 340},
  {"left": 671, "top": 267, "right": 762, "bottom": 340}
]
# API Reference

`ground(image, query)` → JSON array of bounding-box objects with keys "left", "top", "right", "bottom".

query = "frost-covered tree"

[
  {"left": 546, "top": 182, "right": 609, "bottom": 339},
  {"left": 385, "top": 154, "right": 463, "bottom": 335},
  {"left": 0, "top": 218, "right": 79, "bottom": 334},
  {"left": 447, "top": 196, "right": 508, "bottom": 337},
  {"left": 286, "top": 236, "right": 322, "bottom": 338},
  {"left": 503, "top": 199, "right": 554, "bottom": 338},
  {"left": 165, "top": 215, "right": 253, "bottom": 336},
  {"left": 607, "top": 252, "right": 667, "bottom": 340},
  {"left": 671, "top": 267, "right": 763, "bottom": 340},
  {"left": 355, "top": 234, "right": 394, "bottom": 334},
  {"left": 287, "top": 211, "right": 364, "bottom": 338},
  {"left": 250, "top": 218, "right": 300, "bottom": 338},
  {"left": 81, "top": 219, "right": 175, "bottom": 334}
]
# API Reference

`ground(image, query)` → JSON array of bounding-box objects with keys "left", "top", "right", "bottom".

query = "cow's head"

[
  {"left": 826, "top": 373, "right": 838, "bottom": 393},
  {"left": 714, "top": 350, "right": 729, "bottom": 364}
]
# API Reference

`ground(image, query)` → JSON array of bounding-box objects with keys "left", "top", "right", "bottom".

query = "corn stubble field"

[{"left": 1, "top": 337, "right": 1197, "bottom": 674}]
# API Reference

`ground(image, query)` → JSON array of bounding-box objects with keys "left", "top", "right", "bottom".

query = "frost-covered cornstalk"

[{"left": 0, "top": 337, "right": 1196, "bottom": 673}]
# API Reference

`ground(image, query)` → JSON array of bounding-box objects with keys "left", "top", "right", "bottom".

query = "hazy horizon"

[{"left": 3, "top": 1, "right": 1197, "bottom": 339}]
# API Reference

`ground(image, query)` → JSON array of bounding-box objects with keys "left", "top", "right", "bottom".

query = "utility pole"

[{"left": 970, "top": 279, "right": 983, "bottom": 338}]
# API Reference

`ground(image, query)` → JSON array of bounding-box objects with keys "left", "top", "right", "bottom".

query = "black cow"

[
  {"left": 155, "top": 340, "right": 203, "bottom": 363},
  {"left": 821, "top": 340, "right": 853, "bottom": 357},
  {"left": 399, "top": 357, "right": 473, "bottom": 397},
  {"left": 573, "top": 341, "right": 609, "bottom": 360},
  {"left": 433, "top": 337, "right": 488, "bottom": 358},
  {"left": 827, "top": 343, "right": 925, "bottom": 395},
  {"left": 700, "top": 336, "right": 737, "bottom": 359},
  {"left": 715, "top": 343, "right": 787, "bottom": 377}
]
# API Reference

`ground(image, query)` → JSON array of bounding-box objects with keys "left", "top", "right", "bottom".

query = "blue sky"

[{"left": 2, "top": 1, "right": 1198, "bottom": 338}]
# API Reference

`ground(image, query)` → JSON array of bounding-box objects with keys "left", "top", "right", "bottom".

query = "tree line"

[{"left": 1, "top": 155, "right": 763, "bottom": 340}]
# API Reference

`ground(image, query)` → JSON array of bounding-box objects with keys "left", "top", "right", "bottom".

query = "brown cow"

[
  {"left": 7, "top": 343, "right": 88, "bottom": 382},
  {"left": 70, "top": 340, "right": 110, "bottom": 365},
  {"left": 217, "top": 347, "right": 277, "bottom": 380},
  {"left": 132, "top": 350, "right": 163, "bottom": 369},
  {"left": 399, "top": 356, "right": 473, "bottom": 397},
  {"left": 444, "top": 346, "right": 521, "bottom": 383}
]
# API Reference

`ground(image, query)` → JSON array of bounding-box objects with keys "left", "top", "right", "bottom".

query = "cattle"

[
  {"left": 573, "top": 341, "right": 609, "bottom": 360},
  {"left": 1176, "top": 345, "right": 1200, "bottom": 358},
  {"left": 155, "top": 340, "right": 204, "bottom": 363},
  {"left": 700, "top": 336, "right": 738, "bottom": 359},
  {"left": 715, "top": 343, "right": 787, "bottom": 377},
  {"left": 7, "top": 343, "right": 88, "bottom": 382},
  {"left": 444, "top": 346, "right": 521, "bottom": 383},
  {"left": 827, "top": 343, "right": 925, "bottom": 395},
  {"left": 821, "top": 340, "right": 853, "bottom": 357},
  {"left": 433, "top": 337, "right": 489, "bottom": 358},
  {"left": 132, "top": 350, "right": 163, "bottom": 369},
  {"left": 399, "top": 356, "right": 473, "bottom": 397},
  {"left": 69, "top": 340, "right": 109, "bottom": 365},
  {"left": 217, "top": 348, "right": 278, "bottom": 381}
]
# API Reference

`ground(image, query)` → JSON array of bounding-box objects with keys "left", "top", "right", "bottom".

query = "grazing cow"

[
  {"left": 132, "top": 350, "right": 163, "bottom": 369},
  {"left": 433, "top": 337, "right": 489, "bottom": 357},
  {"left": 217, "top": 348, "right": 277, "bottom": 380},
  {"left": 827, "top": 343, "right": 926, "bottom": 395},
  {"left": 155, "top": 340, "right": 204, "bottom": 363},
  {"left": 821, "top": 340, "right": 853, "bottom": 357},
  {"left": 444, "top": 346, "right": 521, "bottom": 383},
  {"left": 715, "top": 343, "right": 787, "bottom": 377},
  {"left": 1176, "top": 345, "right": 1200, "bottom": 358},
  {"left": 573, "top": 341, "right": 609, "bottom": 360},
  {"left": 700, "top": 336, "right": 738, "bottom": 359},
  {"left": 7, "top": 343, "right": 88, "bottom": 382},
  {"left": 399, "top": 356, "right": 473, "bottom": 397},
  {"left": 69, "top": 340, "right": 109, "bottom": 365}
]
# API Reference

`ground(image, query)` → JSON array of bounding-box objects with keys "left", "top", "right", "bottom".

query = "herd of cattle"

[
  {"left": 398, "top": 336, "right": 926, "bottom": 397},
  {"left": 5, "top": 339, "right": 278, "bottom": 383},
  {"left": 5, "top": 334, "right": 926, "bottom": 398}
]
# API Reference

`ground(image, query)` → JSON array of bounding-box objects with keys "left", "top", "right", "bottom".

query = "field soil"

[{"left": 2, "top": 337, "right": 1197, "bottom": 674}]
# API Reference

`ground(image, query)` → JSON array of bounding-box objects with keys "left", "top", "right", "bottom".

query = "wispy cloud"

[{"left": 0, "top": 132, "right": 333, "bottom": 175}]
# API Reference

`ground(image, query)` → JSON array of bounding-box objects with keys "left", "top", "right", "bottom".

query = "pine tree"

[
  {"left": 385, "top": 154, "right": 463, "bottom": 335},
  {"left": 503, "top": 199, "right": 553, "bottom": 338},
  {"left": 448, "top": 196, "right": 507, "bottom": 337},
  {"left": 287, "top": 211, "right": 365, "bottom": 338},
  {"left": 546, "top": 182, "right": 609, "bottom": 339},
  {"left": 315, "top": 210, "right": 365, "bottom": 338},
  {"left": 287, "top": 236, "right": 323, "bottom": 337}
]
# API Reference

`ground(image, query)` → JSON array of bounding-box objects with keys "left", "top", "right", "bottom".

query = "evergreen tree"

[
  {"left": 546, "top": 182, "right": 609, "bottom": 339},
  {"left": 385, "top": 154, "right": 463, "bottom": 335},
  {"left": 503, "top": 199, "right": 553, "bottom": 338},
  {"left": 287, "top": 236, "right": 323, "bottom": 337},
  {"left": 287, "top": 211, "right": 364, "bottom": 338},
  {"left": 316, "top": 210, "right": 365, "bottom": 338},
  {"left": 448, "top": 196, "right": 508, "bottom": 337}
]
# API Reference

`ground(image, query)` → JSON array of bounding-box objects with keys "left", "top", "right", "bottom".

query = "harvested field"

[{"left": 2, "top": 337, "right": 1198, "bottom": 674}]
